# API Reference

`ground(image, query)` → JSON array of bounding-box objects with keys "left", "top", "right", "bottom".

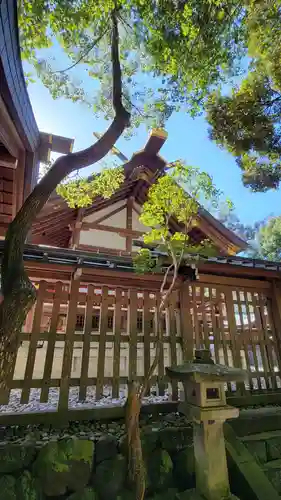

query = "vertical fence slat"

[
  {"left": 225, "top": 290, "right": 242, "bottom": 366},
  {"left": 192, "top": 286, "right": 201, "bottom": 349},
  {"left": 269, "top": 282, "right": 281, "bottom": 382},
  {"left": 168, "top": 291, "right": 178, "bottom": 400},
  {"left": 260, "top": 294, "right": 277, "bottom": 389},
  {"left": 128, "top": 289, "right": 138, "bottom": 383},
  {"left": 79, "top": 284, "right": 95, "bottom": 402},
  {"left": 209, "top": 288, "right": 220, "bottom": 364},
  {"left": 252, "top": 293, "right": 270, "bottom": 390},
  {"left": 266, "top": 293, "right": 281, "bottom": 385},
  {"left": 225, "top": 289, "right": 245, "bottom": 394},
  {"left": 217, "top": 291, "right": 233, "bottom": 393},
  {"left": 244, "top": 291, "right": 262, "bottom": 391},
  {"left": 143, "top": 291, "right": 151, "bottom": 395},
  {"left": 156, "top": 293, "right": 165, "bottom": 395},
  {"left": 96, "top": 286, "right": 109, "bottom": 400},
  {"left": 40, "top": 281, "right": 63, "bottom": 403},
  {"left": 21, "top": 281, "right": 47, "bottom": 404},
  {"left": 255, "top": 292, "right": 274, "bottom": 390},
  {"left": 58, "top": 280, "right": 80, "bottom": 410},
  {"left": 180, "top": 283, "right": 193, "bottom": 361},
  {"left": 112, "top": 288, "right": 122, "bottom": 398},
  {"left": 200, "top": 286, "right": 210, "bottom": 351},
  {"left": 236, "top": 290, "right": 254, "bottom": 390}
]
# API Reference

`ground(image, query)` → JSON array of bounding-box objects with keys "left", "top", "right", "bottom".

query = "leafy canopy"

[
  {"left": 205, "top": 1, "right": 281, "bottom": 192},
  {"left": 57, "top": 166, "right": 125, "bottom": 208},
  {"left": 257, "top": 217, "right": 281, "bottom": 261},
  {"left": 21, "top": 1, "right": 281, "bottom": 190},
  {"left": 134, "top": 162, "right": 227, "bottom": 273},
  {"left": 19, "top": 0, "right": 247, "bottom": 133}
]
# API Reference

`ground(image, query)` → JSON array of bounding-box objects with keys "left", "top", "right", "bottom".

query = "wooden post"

[
  {"left": 21, "top": 281, "right": 48, "bottom": 404},
  {"left": 168, "top": 291, "right": 178, "bottom": 400},
  {"left": 112, "top": 288, "right": 122, "bottom": 398},
  {"left": 126, "top": 197, "right": 133, "bottom": 253},
  {"left": 128, "top": 288, "right": 138, "bottom": 382},
  {"left": 180, "top": 282, "right": 194, "bottom": 361},
  {"left": 270, "top": 281, "right": 281, "bottom": 372},
  {"left": 79, "top": 284, "right": 95, "bottom": 401},
  {"left": 96, "top": 286, "right": 109, "bottom": 400},
  {"left": 70, "top": 208, "right": 85, "bottom": 249},
  {"left": 41, "top": 281, "right": 64, "bottom": 403},
  {"left": 59, "top": 280, "right": 80, "bottom": 409}
]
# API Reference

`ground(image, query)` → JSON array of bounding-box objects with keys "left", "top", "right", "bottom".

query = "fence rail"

[{"left": 1, "top": 275, "right": 281, "bottom": 414}]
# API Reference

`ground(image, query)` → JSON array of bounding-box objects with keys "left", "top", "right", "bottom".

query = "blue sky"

[{"left": 26, "top": 75, "right": 280, "bottom": 225}]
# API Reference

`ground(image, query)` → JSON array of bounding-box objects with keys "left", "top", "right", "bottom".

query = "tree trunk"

[
  {"left": 125, "top": 268, "right": 180, "bottom": 497},
  {"left": 125, "top": 381, "right": 146, "bottom": 500},
  {"left": 0, "top": 110, "right": 129, "bottom": 390}
]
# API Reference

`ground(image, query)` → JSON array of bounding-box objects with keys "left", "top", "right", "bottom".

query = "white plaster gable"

[
  {"left": 83, "top": 200, "right": 125, "bottom": 224},
  {"left": 132, "top": 203, "right": 151, "bottom": 233}
]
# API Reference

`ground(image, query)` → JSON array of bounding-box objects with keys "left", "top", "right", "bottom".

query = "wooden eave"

[
  {"left": 38, "top": 132, "right": 74, "bottom": 163},
  {"left": 3, "top": 242, "right": 279, "bottom": 287},
  {"left": 0, "top": 1, "right": 40, "bottom": 152}
]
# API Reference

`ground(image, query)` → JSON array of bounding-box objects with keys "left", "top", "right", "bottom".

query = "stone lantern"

[{"left": 166, "top": 349, "right": 248, "bottom": 500}]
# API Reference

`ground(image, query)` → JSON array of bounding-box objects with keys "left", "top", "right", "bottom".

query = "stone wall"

[
  {"left": 242, "top": 430, "right": 281, "bottom": 494},
  {"left": 0, "top": 415, "right": 199, "bottom": 500}
]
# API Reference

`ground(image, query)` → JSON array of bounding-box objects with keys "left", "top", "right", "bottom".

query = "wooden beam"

[
  {"left": 198, "top": 273, "right": 271, "bottom": 290},
  {"left": 198, "top": 261, "right": 281, "bottom": 280},
  {"left": 126, "top": 197, "right": 133, "bottom": 252},
  {"left": 14, "top": 150, "right": 26, "bottom": 217},
  {"left": 82, "top": 222, "right": 144, "bottom": 238},
  {"left": 144, "top": 128, "right": 168, "bottom": 155},
  {"left": 270, "top": 281, "right": 281, "bottom": 359},
  {"left": 0, "top": 95, "right": 23, "bottom": 158},
  {"left": 33, "top": 209, "right": 73, "bottom": 226},
  {"left": 0, "top": 145, "right": 18, "bottom": 169},
  {"left": 78, "top": 244, "right": 132, "bottom": 255},
  {"left": 196, "top": 215, "right": 236, "bottom": 255},
  {"left": 70, "top": 208, "right": 85, "bottom": 249},
  {"left": 39, "top": 132, "right": 74, "bottom": 162},
  {"left": 32, "top": 213, "right": 74, "bottom": 235}
]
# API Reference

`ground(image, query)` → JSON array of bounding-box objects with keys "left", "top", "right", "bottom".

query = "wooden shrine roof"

[{"left": 31, "top": 129, "right": 247, "bottom": 255}]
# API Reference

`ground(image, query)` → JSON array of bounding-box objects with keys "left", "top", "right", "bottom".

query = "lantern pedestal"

[{"left": 166, "top": 349, "right": 248, "bottom": 500}]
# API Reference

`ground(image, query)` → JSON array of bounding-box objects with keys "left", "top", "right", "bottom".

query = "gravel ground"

[
  {"left": 0, "top": 386, "right": 170, "bottom": 414},
  {"left": 0, "top": 410, "right": 190, "bottom": 445}
]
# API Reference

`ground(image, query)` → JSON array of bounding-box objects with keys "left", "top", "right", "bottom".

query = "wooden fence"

[{"left": 1, "top": 274, "right": 281, "bottom": 413}]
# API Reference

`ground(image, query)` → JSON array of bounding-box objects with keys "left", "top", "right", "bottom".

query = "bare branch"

[
  {"left": 50, "top": 28, "right": 109, "bottom": 74},
  {"left": 123, "top": 95, "right": 154, "bottom": 119},
  {"left": 112, "top": 11, "right": 128, "bottom": 120},
  {"left": 139, "top": 215, "right": 193, "bottom": 400},
  {"left": 178, "top": 215, "right": 193, "bottom": 265},
  {"left": 160, "top": 263, "right": 174, "bottom": 295}
]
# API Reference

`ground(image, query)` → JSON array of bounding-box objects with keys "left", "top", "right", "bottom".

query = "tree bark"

[
  {"left": 125, "top": 381, "right": 146, "bottom": 500},
  {"left": 0, "top": 12, "right": 130, "bottom": 390}
]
